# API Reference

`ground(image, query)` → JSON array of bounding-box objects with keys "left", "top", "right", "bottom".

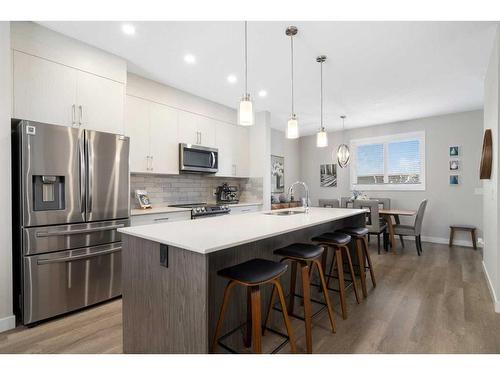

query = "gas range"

[{"left": 169, "top": 203, "right": 231, "bottom": 219}]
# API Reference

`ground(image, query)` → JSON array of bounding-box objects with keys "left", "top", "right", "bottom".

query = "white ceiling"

[{"left": 39, "top": 21, "right": 497, "bottom": 135}]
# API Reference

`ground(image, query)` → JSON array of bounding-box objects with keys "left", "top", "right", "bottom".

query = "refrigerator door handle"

[
  {"left": 36, "top": 246, "right": 122, "bottom": 265},
  {"left": 35, "top": 224, "right": 125, "bottom": 237},
  {"left": 86, "top": 134, "right": 93, "bottom": 214},
  {"left": 79, "top": 136, "right": 86, "bottom": 214}
]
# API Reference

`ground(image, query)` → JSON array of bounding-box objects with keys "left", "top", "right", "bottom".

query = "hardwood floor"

[{"left": 1, "top": 241, "right": 499, "bottom": 354}]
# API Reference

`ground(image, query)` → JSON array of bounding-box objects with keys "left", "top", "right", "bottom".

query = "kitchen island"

[{"left": 118, "top": 207, "right": 366, "bottom": 353}]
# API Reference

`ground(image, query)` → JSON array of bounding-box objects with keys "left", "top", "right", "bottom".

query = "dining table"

[{"left": 379, "top": 208, "right": 417, "bottom": 252}]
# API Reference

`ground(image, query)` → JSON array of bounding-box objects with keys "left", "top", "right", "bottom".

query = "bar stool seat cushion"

[
  {"left": 274, "top": 243, "right": 324, "bottom": 260},
  {"left": 340, "top": 227, "right": 369, "bottom": 237},
  {"left": 217, "top": 258, "right": 288, "bottom": 284},
  {"left": 311, "top": 232, "right": 351, "bottom": 246}
]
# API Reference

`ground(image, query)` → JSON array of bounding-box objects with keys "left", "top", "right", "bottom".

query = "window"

[{"left": 350, "top": 131, "right": 425, "bottom": 191}]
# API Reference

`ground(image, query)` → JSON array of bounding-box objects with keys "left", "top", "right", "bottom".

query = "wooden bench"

[{"left": 449, "top": 225, "right": 477, "bottom": 250}]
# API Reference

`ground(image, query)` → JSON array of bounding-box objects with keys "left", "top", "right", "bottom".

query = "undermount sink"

[{"left": 264, "top": 210, "right": 305, "bottom": 216}]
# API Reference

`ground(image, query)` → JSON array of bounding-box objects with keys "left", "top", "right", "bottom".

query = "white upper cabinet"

[
  {"left": 215, "top": 121, "right": 235, "bottom": 177},
  {"left": 149, "top": 102, "right": 179, "bottom": 174},
  {"left": 124, "top": 95, "right": 150, "bottom": 173},
  {"left": 13, "top": 51, "right": 125, "bottom": 134},
  {"left": 13, "top": 51, "right": 78, "bottom": 127},
  {"left": 124, "top": 95, "right": 179, "bottom": 174},
  {"left": 215, "top": 121, "right": 250, "bottom": 178},
  {"left": 235, "top": 126, "right": 250, "bottom": 177},
  {"left": 178, "top": 111, "right": 216, "bottom": 148},
  {"left": 76, "top": 70, "right": 125, "bottom": 134}
]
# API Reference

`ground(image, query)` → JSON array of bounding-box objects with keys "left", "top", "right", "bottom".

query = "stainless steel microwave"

[{"left": 179, "top": 143, "right": 218, "bottom": 173}]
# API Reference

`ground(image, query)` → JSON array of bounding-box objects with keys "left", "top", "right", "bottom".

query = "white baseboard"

[
  {"left": 482, "top": 261, "right": 500, "bottom": 313},
  {"left": 0, "top": 314, "right": 15, "bottom": 333},
  {"left": 403, "top": 235, "right": 482, "bottom": 248}
]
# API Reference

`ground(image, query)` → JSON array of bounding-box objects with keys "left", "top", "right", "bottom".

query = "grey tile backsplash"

[{"left": 130, "top": 174, "right": 263, "bottom": 208}]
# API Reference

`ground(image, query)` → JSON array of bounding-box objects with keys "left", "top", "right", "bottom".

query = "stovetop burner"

[{"left": 169, "top": 202, "right": 231, "bottom": 218}]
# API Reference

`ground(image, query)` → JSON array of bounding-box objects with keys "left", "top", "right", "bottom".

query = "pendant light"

[
  {"left": 316, "top": 55, "right": 328, "bottom": 148},
  {"left": 286, "top": 26, "right": 299, "bottom": 139},
  {"left": 337, "top": 115, "right": 351, "bottom": 168},
  {"left": 238, "top": 21, "right": 254, "bottom": 126}
]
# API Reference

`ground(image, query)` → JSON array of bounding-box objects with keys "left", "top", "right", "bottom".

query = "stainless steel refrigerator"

[{"left": 12, "top": 119, "right": 130, "bottom": 325}]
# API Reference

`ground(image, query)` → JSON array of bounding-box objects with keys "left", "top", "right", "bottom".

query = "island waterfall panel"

[{"left": 122, "top": 213, "right": 365, "bottom": 354}]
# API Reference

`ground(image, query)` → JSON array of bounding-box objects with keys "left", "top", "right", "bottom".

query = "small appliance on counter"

[
  {"left": 216, "top": 183, "right": 239, "bottom": 204},
  {"left": 169, "top": 202, "right": 231, "bottom": 219}
]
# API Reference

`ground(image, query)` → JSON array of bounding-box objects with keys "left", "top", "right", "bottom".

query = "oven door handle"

[
  {"left": 36, "top": 246, "right": 122, "bottom": 265},
  {"left": 35, "top": 224, "right": 125, "bottom": 237}
]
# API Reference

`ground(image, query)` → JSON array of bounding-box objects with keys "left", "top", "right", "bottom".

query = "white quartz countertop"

[
  {"left": 119, "top": 207, "right": 366, "bottom": 254},
  {"left": 130, "top": 202, "right": 263, "bottom": 216}
]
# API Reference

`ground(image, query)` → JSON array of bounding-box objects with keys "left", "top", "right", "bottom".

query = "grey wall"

[
  {"left": 0, "top": 22, "right": 13, "bottom": 332},
  {"left": 483, "top": 27, "right": 500, "bottom": 312},
  {"left": 300, "top": 110, "right": 484, "bottom": 245},
  {"left": 270, "top": 128, "right": 301, "bottom": 201}
]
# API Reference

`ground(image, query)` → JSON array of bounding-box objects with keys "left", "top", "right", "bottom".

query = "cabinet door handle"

[
  {"left": 150, "top": 155, "right": 154, "bottom": 171},
  {"left": 146, "top": 156, "right": 150, "bottom": 171},
  {"left": 78, "top": 105, "right": 83, "bottom": 127},
  {"left": 72, "top": 104, "right": 76, "bottom": 127},
  {"left": 199, "top": 132, "right": 202, "bottom": 144},
  {"left": 154, "top": 217, "right": 170, "bottom": 222}
]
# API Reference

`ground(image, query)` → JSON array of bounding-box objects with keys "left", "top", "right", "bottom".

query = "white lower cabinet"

[
  {"left": 124, "top": 95, "right": 179, "bottom": 174},
  {"left": 13, "top": 50, "right": 125, "bottom": 133},
  {"left": 130, "top": 211, "right": 191, "bottom": 226},
  {"left": 228, "top": 204, "right": 262, "bottom": 215}
]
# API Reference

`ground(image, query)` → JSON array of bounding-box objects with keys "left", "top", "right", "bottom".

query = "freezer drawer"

[
  {"left": 22, "top": 243, "right": 122, "bottom": 325},
  {"left": 22, "top": 219, "right": 129, "bottom": 256}
]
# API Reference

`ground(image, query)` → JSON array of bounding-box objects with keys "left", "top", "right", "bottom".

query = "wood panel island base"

[{"left": 118, "top": 207, "right": 366, "bottom": 354}]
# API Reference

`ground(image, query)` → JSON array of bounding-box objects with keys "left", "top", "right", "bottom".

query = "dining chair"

[
  {"left": 340, "top": 197, "right": 351, "bottom": 208},
  {"left": 318, "top": 199, "right": 340, "bottom": 208},
  {"left": 353, "top": 200, "right": 388, "bottom": 254},
  {"left": 376, "top": 198, "right": 391, "bottom": 210},
  {"left": 393, "top": 200, "right": 428, "bottom": 256}
]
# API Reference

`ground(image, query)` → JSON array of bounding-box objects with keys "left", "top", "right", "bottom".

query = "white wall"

[
  {"left": 270, "top": 128, "right": 301, "bottom": 200},
  {"left": 300, "top": 110, "right": 484, "bottom": 247},
  {"left": 0, "top": 22, "right": 14, "bottom": 332},
  {"left": 482, "top": 27, "right": 500, "bottom": 313}
]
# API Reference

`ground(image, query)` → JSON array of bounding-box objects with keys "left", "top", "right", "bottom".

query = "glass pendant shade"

[
  {"left": 238, "top": 95, "right": 254, "bottom": 126},
  {"left": 316, "top": 129, "right": 328, "bottom": 147},
  {"left": 337, "top": 143, "right": 351, "bottom": 168},
  {"left": 286, "top": 115, "right": 299, "bottom": 139}
]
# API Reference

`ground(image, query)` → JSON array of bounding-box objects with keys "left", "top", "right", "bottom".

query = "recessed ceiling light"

[
  {"left": 227, "top": 74, "right": 237, "bottom": 84},
  {"left": 121, "top": 24, "right": 136, "bottom": 36},
  {"left": 184, "top": 54, "right": 196, "bottom": 64},
  {"left": 258, "top": 90, "right": 267, "bottom": 98}
]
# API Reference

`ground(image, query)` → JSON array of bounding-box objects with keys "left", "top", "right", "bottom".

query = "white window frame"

[{"left": 350, "top": 131, "right": 426, "bottom": 191}]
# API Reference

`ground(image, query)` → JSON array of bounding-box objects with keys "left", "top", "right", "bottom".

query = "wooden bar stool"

[
  {"left": 212, "top": 258, "right": 297, "bottom": 354},
  {"left": 339, "top": 227, "right": 376, "bottom": 298},
  {"left": 311, "top": 232, "right": 361, "bottom": 320},
  {"left": 263, "top": 243, "right": 336, "bottom": 354}
]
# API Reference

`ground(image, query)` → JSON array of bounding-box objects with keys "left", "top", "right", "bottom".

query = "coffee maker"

[{"left": 216, "top": 183, "right": 239, "bottom": 204}]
